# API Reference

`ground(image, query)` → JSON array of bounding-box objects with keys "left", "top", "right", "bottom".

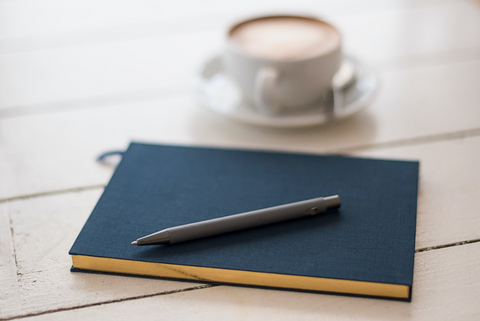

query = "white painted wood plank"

[
  {"left": 332, "top": 0, "right": 480, "bottom": 64},
  {"left": 0, "top": 189, "right": 203, "bottom": 320},
  {"left": 0, "top": 209, "right": 22, "bottom": 319},
  {"left": 18, "top": 242, "right": 480, "bottom": 321},
  {"left": 1, "top": 58, "right": 480, "bottom": 201},
  {"left": 0, "top": 0, "right": 461, "bottom": 41},
  {"left": 1, "top": 1, "right": 479, "bottom": 109},
  {"left": 0, "top": 31, "right": 221, "bottom": 109}
]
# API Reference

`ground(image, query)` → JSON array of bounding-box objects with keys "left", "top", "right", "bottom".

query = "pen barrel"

[{"left": 168, "top": 196, "right": 338, "bottom": 244}]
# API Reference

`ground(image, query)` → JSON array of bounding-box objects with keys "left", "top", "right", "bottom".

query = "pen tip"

[{"left": 131, "top": 241, "right": 137, "bottom": 245}]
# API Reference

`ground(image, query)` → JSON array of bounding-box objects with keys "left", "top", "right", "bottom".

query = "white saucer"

[{"left": 194, "top": 55, "right": 378, "bottom": 128}]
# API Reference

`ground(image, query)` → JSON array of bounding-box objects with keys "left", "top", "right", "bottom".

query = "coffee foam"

[{"left": 230, "top": 17, "right": 340, "bottom": 60}]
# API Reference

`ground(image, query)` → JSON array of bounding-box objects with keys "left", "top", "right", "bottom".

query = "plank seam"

[
  {"left": 8, "top": 215, "right": 20, "bottom": 282},
  {"left": 0, "top": 86, "right": 187, "bottom": 119},
  {"left": 416, "top": 238, "right": 480, "bottom": 253},
  {"left": 0, "top": 185, "right": 106, "bottom": 204},
  {"left": 334, "top": 127, "right": 480, "bottom": 153},
  {"left": 0, "top": 284, "right": 215, "bottom": 321}
]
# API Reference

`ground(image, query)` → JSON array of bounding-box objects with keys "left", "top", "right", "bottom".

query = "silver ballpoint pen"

[{"left": 132, "top": 195, "right": 341, "bottom": 245}]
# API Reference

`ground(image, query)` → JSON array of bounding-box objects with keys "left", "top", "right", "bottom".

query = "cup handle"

[{"left": 253, "top": 67, "right": 280, "bottom": 114}]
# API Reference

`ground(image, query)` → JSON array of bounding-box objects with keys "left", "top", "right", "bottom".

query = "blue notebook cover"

[{"left": 70, "top": 142, "right": 419, "bottom": 301}]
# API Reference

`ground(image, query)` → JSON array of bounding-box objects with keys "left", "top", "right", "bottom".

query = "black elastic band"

[{"left": 96, "top": 150, "right": 125, "bottom": 162}]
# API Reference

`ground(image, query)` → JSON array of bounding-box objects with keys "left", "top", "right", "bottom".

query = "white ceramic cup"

[{"left": 223, "top": 15, "right": 342, "bottom": 115}]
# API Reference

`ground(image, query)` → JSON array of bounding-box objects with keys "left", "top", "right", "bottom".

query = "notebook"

[{"left": 69, "top": 142, "right": 419, "bottom": 301}]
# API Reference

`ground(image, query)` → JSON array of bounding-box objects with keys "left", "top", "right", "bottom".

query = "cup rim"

[{"left": 226, "top": 14, "right": 342, "bottom": 63}]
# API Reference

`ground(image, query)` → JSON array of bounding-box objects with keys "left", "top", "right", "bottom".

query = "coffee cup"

[{"left": 223, "top": 15, "right": 342, "bottom": 115}]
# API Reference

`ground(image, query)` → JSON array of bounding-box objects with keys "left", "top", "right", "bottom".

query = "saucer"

[{"left": 194, "top": 55, "right": 378, "bottom": 128}]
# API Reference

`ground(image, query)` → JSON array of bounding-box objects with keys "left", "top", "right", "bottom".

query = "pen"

[{"left": 132, "top": 195, "right": 341, "bottom": 245}]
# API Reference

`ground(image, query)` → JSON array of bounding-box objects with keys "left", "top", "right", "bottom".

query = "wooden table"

[{"left": 1, "top": 1, "right": 480, "bottom": 320}]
